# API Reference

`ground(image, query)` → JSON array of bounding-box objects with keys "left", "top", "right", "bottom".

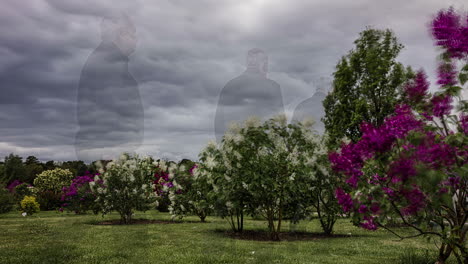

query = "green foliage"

[
  {"left": 92, "top": 153, "right": 158, "bottom": 224},
  {"left": 33, "top": 168, "right": 73, "bottom": 210},
  {"left": 0, "top": 164, "right": 4, "bottom": 184},
  {"left": 14, "top": 183, "right": 32, "bottom": 198},
  {"left": 0, "top": 186, "right": 15, "bottom": 214},
  {"left": 20, "top": 196, "right": 40, "bottom": 216},
  {"left": 458, "top": 63, "right": 468, "bottom": 85},
  {"left": 60, "top": 160, "right": 88, "bottom": 177},
  {"left": 23, "top": 156, "right": 44, "bottom": 184},
  {"left": 308, "top": 150, "right": 341, "bottom": 235},
  {"left": 13, "top": 183, "right": 33, "bottom": 206},
  {"left": 165, "top": 162, "right": 213, "bottom": 222},
  {"left": 199, "top": 115, "right": 331, "bottom": 240},
  {"left": 2, "top": 154, "right": 26, "bottom": 184},
  {"left": 323, "top": 28, "right": 411, "bottom": 148},
  {"left": 33, "top": 168, "right": 74, "bottom": 193}
]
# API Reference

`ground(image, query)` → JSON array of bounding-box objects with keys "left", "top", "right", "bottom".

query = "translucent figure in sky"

[
  {"left": 291, "top": 77, "right": 331, "bottom": 134},
  {"left": 215, "top": 48, "right": 285, "bottom": 143},
  {"left": 76, "top": 14, "right": 143, "bottom": 161}
]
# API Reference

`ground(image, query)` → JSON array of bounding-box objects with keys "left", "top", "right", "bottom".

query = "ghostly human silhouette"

[
  {"left": 215, "top": 49, "right": 285, "bottom": 143},
  {"left": 75, "top": 14, "right": 143, "bottom": 161},
  {"left": 291, "top": 77, "right": 331, "bottom": 134}
]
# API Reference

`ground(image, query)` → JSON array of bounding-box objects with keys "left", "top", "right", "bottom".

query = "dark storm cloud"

[{"left": 0, "top": 0, "right": 466, "bottom": 161}]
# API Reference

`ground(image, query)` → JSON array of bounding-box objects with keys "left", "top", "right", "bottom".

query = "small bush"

[
  {"left": 21, "top": 196, "right": 40, "bottom": 216},
  {"left": 14, "top": 183, "right": 32, "bottom": 198},
  {"left": 33, "top": 168, "right": 73, "bottom": 210},
  {"left": 60, "top": 173, "right": 100, "bottom": 214},
  {"left": 0, "top": 186, "right": 15, "bottom": 213}
]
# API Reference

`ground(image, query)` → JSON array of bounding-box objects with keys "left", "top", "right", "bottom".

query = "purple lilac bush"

[{"left": 330, "top": 7, "right": 468, "bottom": 263}]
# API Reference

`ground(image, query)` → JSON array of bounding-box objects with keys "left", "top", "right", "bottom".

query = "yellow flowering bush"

[{"left": 20, "top": 196, "right": 40, "bottom": 216}]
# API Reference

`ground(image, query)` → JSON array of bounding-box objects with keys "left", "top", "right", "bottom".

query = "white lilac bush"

[
  {"left": 199, "top": 115, "right": 332, "bottom": 240},
  {"left": 91, "top": 153, "right": 158, "bottom": 224},
  {"left": 153, "top": 159, "right": 213, "bottom": 222}
]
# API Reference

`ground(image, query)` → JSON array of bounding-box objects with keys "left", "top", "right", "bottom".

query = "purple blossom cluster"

[
  {"left": 189, "top": 164, "right": 198, "bottom": 175},
  {"left": 61, "top": 174, "right": 94, "bottom": 199},
  {"left": 460, "top": 114, "right": 468, "bottom": 134},
  {"left": 60, "top": 172, "right": 98, "bottom": 213},
  {"left": 335, "top": 188, "right": 353, "bottom": 212},
  {"left": 329, "top": 98, "right": 465, "bottom": 229},
  {"left": 329, "top": 104, "right": 423, "bottom": 186},
  {"left": 154, "top": 170, "right": 173, "bottom": 195},
  {"left": 6, "top": 180, "right": 23, "bottom": 193},
  {"left": 436, "top": 63, "right": 457, "bottom": 87},
  {"left": 404, "top": 70, "right": 429, "bottom": 103},
  {"left": 431, "top": 95, "right": 453, "bottom": 118},
  {"left": 431, "top": 8, "right": 468, "bottom": 59},
  {"left": 360, "top": 216, "right": 378, "bottom": 230},
  {"left": 400, "top": 187, "right": 426, "bottom": 216},
  {"left": 330, "top": 7, "right": 468, "bottom": 238}
]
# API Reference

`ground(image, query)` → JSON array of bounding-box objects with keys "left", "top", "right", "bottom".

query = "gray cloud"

[{"left": 0, "top": 0, "right": 466, "bottom": 162}]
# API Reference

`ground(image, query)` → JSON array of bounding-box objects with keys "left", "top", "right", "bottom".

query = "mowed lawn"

[{"left": 0, "top": 211, "right": 450, "bottom": 264}]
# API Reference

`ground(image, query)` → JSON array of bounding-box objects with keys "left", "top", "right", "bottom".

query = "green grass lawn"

[{"left": 0, "top": 211, "right": 452, "bottom": 264}]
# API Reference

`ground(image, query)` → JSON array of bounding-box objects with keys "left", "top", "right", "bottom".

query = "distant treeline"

[{"left": 0, "top": 153, "right": 193, "bottom": 186}]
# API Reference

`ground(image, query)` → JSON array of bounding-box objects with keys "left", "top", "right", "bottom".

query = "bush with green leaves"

[
  {"left": 161, "top": 161, "right": 213, "bottom": 222},
  {"left": 33, "top": 168, "right": 74, "bottom": 210},
  {"left": 20, "top": 196, "right": 40, "bottom": 216},
  {"left": 91, "top": 153, "right": 158, "bottom": 224},
  {"left": 200, "top": 115, "right": 329, "bottom": 240},
  {"left": 307, "top": 137, "right": 341, "bottom": 235},
  {"left": 0, "top": 185, "right": 15, "bottom": 214},
  {"left": 14, "top": 183, "right": 33, "bottom": 198}
]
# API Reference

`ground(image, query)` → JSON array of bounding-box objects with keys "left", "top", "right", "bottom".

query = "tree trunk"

[{"left": 436, "top": 243, "right": 453, "bottom": 264}]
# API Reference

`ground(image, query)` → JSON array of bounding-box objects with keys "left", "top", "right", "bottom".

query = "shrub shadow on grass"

[
  {"left": 211, "top": 228, "right": 370, "bottom": 242},
  {"left": 88, "top": 218, "right": 209, "bottom": 225}
]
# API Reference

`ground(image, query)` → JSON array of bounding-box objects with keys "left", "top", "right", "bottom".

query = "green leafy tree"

[
  {"left": 60, "top": 160, "right": 88, "bottom": 177},
  {"left": 24, "top": 156, "right": 44, "bottom": 184},
  {"left": 2, "top": 154, "right": 26, "bottom": 184},
  {"left": 43, "top": 161, "right": 56, "bottom": 171},
  {"left": 323, "top": 28, "right": 413, "bottom": 148},
  {"left": 0, "top": 185, "right": 15, "bottom": 214},
  {"left": 0, "top": 163, "right": 4, "bottom": 184}
]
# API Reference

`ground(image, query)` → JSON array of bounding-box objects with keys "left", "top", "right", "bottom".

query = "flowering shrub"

[
  {"left": 91, "top": 153, "right": 158, "bottom": 224},
  {"left": 200, "top": 116, "right": 325, "bottom": 240},
  {"left": 33, "top": 168, "right": 74, "bottom": 193},
  {"left": 164, "top": 162, "right": 213, "bottom": 222},
  {"left": 152, "top": 161, "right": 173, "bottom": 212},
  {"left": 60, "top": 172, "right": 99, "bottom": 214},
  {"left": 33, "top": 168, "right": 74, "bottom": 210},
  {"left": 330, "top": 7, "right": 468, "bottom": 263},
  {"left": 7, "top": 180, "right": 23, "bottom": 193},
  {"left": 20, "top": 196, "right": 40, "bottom": 216}
]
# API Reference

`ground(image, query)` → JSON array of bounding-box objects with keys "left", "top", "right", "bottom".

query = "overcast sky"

[{"left": 0, "top": 0, "right": 466, "bottom": 162}]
